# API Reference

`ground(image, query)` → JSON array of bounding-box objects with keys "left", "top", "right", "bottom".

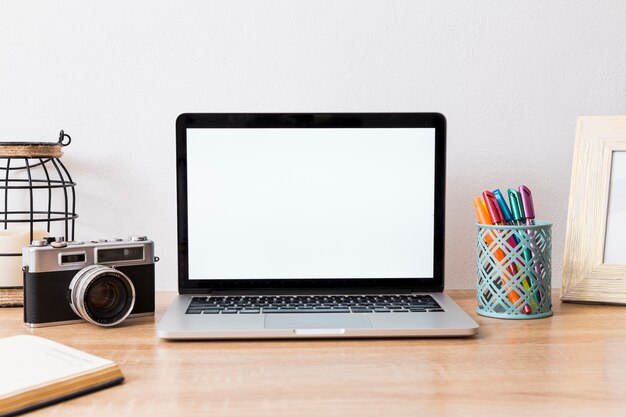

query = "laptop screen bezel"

[{"left": 176, "top": 113, "right": 446, "bottom": 294}]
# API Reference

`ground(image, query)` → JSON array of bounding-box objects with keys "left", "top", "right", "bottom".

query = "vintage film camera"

[{"left": 23, "top": 236, "right": 157, "bottom": 327}]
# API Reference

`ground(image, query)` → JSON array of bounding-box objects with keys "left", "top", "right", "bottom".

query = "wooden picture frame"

[{"left": 562, "top": 116, "right": 626, "bottom": 304}]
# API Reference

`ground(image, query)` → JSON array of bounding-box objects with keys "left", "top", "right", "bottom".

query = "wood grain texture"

[
  {"left": 1, "top": 291, "right": 625, "bottom": 417},
  {"left": 562, "top": 115, "right": 626, "bottom": 304},
  {"left": 0, "top": 144, "right": 63, "bottom": 158}
]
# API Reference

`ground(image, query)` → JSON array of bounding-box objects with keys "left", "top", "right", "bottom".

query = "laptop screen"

[{"left": 185, "top": 127, "right": 436, "bottom": 281}]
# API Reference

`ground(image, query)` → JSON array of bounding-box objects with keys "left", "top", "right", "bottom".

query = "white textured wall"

[{"left": 1, "top": 1, "right": 625, "bottom": 290}]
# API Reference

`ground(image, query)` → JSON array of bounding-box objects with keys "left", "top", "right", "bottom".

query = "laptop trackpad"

[{"left": 264, "top": 314, "right": 372, "bottom": 330}]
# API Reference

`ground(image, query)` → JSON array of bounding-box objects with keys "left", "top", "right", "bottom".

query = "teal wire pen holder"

[{"left": 476, "top": 221, "right": 552, "bottom": 319}]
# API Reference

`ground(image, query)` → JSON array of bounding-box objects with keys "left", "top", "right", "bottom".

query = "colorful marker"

[
  {"left": 507, "top": 189, "right": 524, "bottom": 226},
  {"left": 473, "top": 197, "right": 500, "bottom": 302},
  {"left": 519, "top": 185, "right": 544, "bottom": 306},
  {"left": 482, "top": 191, "right": 503, "bottom": 225},
  {"left": 493, "top": 189, "right": 514, "bottom": 225},
  {"left": 494, "top": 188, "right": 537, "bottom": 310},
  {"left": 519, "top": 185, "right": 535, "bottom": 225}
]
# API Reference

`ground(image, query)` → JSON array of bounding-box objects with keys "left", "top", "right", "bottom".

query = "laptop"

[{"left": 157, "top": 113, "right": 479, "bottom": 339}]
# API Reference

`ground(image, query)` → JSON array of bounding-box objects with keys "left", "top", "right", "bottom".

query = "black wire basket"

[{"left": 0, "top": 130, "right": 78, "bottom": 306}]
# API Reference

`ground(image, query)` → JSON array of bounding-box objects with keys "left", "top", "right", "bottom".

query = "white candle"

[{"left": 0, "top": 226, "right": 47, "bottom": 287}]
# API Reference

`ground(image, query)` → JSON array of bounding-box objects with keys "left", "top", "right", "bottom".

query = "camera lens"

[
  {"left": 69, "top": 265, "right": 135, "bottom": 326},
  {"left": 87, "top": 279, "right": 124, "bottom": 317}
]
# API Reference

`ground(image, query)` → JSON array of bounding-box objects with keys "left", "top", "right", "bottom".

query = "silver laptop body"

[{"left": 157, "top": 113, "right": 478, "bottom": 339}]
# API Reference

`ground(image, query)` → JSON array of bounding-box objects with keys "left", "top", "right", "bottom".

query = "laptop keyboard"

[{"left": 185, "top": 294, "right": 443, "bottom": 315}]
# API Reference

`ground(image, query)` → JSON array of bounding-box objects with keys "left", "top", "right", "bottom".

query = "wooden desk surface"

[{"left": 1, "top": 290, "right": 625, "bottom": 417}]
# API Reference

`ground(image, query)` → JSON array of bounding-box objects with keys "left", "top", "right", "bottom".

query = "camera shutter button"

[
  {"left": 129, "top": 235, "right": 147, "bottom": 242},
  {"left": 51, "top": 241, "right": 68, "bottom": 248}
]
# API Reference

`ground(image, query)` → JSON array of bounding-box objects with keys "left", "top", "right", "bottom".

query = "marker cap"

[
  {"left": 473, "top": 197, "right": 492, "bottom": 225},
  {"left": 519, "top": 185, "right": 535, "bottom": 220},
  {"left": 507, "top": 188, "right": 524, "bottom": 223},
  {"left": 482, "top": 190, "right": 503, "bottom": 225},
  {"left": 493, "top": 189, "right": 513, "bottom": 224}
]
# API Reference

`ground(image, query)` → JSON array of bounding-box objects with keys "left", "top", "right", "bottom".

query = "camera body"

[{"left": 23, "top": 236, "right": 156, "bottom": 327}]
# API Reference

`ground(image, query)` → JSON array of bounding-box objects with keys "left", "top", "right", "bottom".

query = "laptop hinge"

[{"left": 209, "top": 288, "right": 414, "bottom": 296}]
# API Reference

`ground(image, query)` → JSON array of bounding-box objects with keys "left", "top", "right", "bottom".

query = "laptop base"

[{"left": 157, "top": 293, "right": 478, "bottom": 340}]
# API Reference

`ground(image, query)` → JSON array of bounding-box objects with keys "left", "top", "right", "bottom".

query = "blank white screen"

[{"left": 187, "top": 128, "right": 435, "bottom": 279}]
